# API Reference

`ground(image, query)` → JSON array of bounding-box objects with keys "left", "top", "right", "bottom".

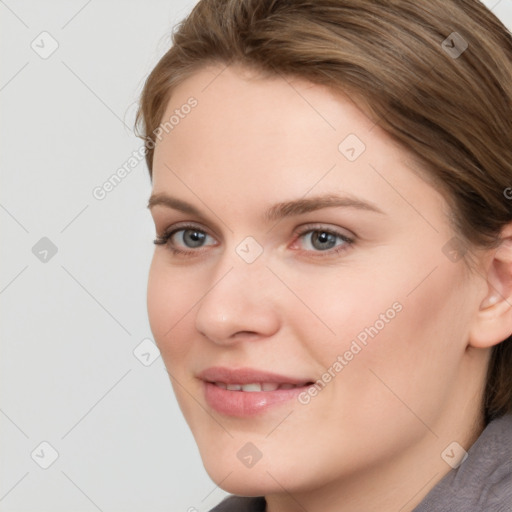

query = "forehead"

[
  {"left": 156, "top": 65, "right": 381, "bottom": 170},
  {"left": 156, "top": 63, "right": 377, "bottom": 143},
  {"left": 150, "top": 63, "right": 447, "bottom": 229}
]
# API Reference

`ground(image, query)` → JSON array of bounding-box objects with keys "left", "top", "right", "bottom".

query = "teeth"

[
  {"left": 214, "top": 382, "right": 302, "bottom": 391},
  {"left": 241, "top": 383, "right": 262, "bottom": 392}
]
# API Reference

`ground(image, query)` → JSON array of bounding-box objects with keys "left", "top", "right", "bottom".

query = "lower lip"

[{"left": 203, "top": 382, "right": 308, "bottom": 416}]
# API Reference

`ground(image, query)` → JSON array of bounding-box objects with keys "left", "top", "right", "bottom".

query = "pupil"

[
  {"left": 312, "top": 231, "right": 336, "bottom": 250},
  {"left": 184, "top": 230, "right": 205, "bottom": 247}
]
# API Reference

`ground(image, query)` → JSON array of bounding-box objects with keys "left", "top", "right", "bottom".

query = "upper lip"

[{"left": 198, "top": 366, "right": 312, "bottom": 385}]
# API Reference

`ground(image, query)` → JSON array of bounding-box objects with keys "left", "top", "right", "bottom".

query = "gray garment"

[
  {"left": 414, "top": 413, "right": 512, "bottom": 512},
  {"left": 210, "top": 414, "right": 512, "bottom": 511},
  {"left": 210, "top": 496, "right": 266, "bottom": 511}
]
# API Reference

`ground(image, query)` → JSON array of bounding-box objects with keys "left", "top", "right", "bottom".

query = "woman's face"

[{"left": 147, "top": 64, "right": 488, "bottom": 499}]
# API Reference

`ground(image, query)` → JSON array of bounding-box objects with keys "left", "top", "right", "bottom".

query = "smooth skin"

[{"left": 147, "top": 63, "right": 512, "bottom": 512}]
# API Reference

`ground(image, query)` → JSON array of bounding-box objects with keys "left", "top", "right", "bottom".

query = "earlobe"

[{"left": 469, "top": 225, "right": 512, "bottom": 349}]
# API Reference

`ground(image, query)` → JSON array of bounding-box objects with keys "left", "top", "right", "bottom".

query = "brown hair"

[{"left": 135, "top": 0, "right": 512, "bottom": 424}]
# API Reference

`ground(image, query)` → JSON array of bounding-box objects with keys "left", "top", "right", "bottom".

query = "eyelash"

[{"left": 153, "top": 222, "right": 355, "bottom": 258}]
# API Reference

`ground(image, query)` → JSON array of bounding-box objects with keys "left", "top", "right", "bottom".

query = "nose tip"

[{"left": 194, "top": 265, "right": 280, "bottom": 346}]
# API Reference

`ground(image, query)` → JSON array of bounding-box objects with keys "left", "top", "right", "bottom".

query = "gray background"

[{"left": 1, "top": 0, "right": 511, "bottom": 511}]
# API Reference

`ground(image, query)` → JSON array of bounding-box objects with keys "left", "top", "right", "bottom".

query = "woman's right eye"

[
  {"left": 153, "top": 225, "right": 218, "bottom": 254},
  {"left": 172, "top": 228, "right": 215, "bottom": 248}
]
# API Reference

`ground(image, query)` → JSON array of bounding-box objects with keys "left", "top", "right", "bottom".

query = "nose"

[{"left": 194, "top": 260, "right": 280, "bottom": 346}]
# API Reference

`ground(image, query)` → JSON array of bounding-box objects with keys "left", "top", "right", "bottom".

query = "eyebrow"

[{"left": 147, "top": 192, "right": 385, "bottom": 221}]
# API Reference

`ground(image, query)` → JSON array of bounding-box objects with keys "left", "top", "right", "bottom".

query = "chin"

[
  {"left": 204, "top": 463, "right": 277, "bottom": 496},
  {"left": 198, "top": 445, "right": 287, "bottom": 496}
]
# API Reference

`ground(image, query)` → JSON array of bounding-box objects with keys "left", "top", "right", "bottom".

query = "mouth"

[
  {"left": 209, "top": 382, "right": 311, "bottom": 392},
  {"left": 198, "top": 367, "right": 315, "bottom": 416}
]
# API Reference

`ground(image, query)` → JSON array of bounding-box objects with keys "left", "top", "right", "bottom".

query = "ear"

[{"left": 469, "top": 223, "right": 512, "bottom": 349}]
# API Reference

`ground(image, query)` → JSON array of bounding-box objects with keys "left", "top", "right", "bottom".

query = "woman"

[{"left": 136, "top": 1, "right": 512, "bottom": 510}]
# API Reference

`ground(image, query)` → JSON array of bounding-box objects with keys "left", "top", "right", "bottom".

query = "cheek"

[
  {"left": 146, "top": 256, "right": 199, "bottom": 363},
  {"left": 288, "top": 239, "right": 468, "bottom": 394},
  {"left": 318, "top": 256, "right": 471, "bottom": 432}
]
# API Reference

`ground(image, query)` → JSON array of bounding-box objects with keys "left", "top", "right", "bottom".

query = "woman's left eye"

[{"left": 293, "top": 228, "right": 353, "bottom": 254}]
